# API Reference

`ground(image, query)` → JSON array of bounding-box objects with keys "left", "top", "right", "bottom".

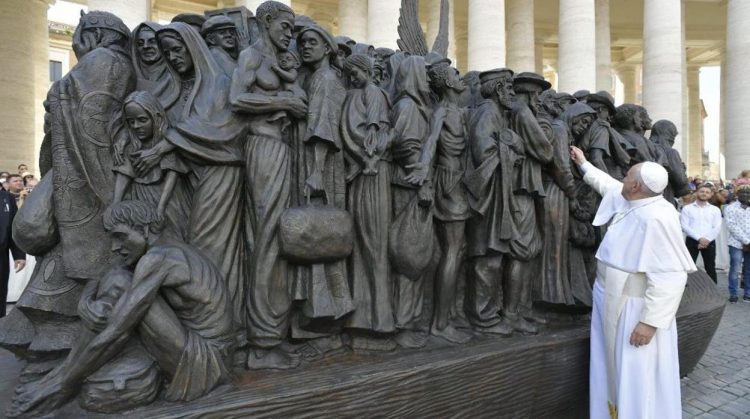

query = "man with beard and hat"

[
  {"left": 464, "top": 68, "right": 524, "bottom": 336},
  {"left": 201, "top": 15, "right": 240, "bottom": 77},
  {"left": 584, "top": 91, "right": 631, "bottom": 180},
  {"left": 570, "top": 145, "right": 695, "bottom": 419},
  {"left": 505, "top": 72, "right": 554, "bottom": 334}
]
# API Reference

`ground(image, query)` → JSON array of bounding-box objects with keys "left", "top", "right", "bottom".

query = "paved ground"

[{"left": 681, "top": 269, "right": 750, "bottom": 418}]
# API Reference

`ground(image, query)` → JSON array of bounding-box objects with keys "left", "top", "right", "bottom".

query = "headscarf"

[
  {"left": 560, "top": 102, "right": 597, "bottom": 138},
  {"left": 392, "top": 55, "right": 431, "bottom": 119},
  {"left": 131, "top": 22, "right": 180, "bottom": 110},
  {"left": 156, "top": 22, "right": 245, "bottom": 164}
]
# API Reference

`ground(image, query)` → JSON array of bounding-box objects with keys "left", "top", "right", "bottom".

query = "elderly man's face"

[
  {"left": 299, "top": 31, "right": 329, "bottom": 64},
  {"left": 265, "top": 11, "right": 294, "bottom": 51},
  {"left": 494, "top": 78, "right": 515, "bottom": 110},
  {"left": 621, "top": 164, "right": 643, "bottom": 201}
]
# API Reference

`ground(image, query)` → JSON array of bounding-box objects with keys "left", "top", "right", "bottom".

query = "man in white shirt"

[
  {"left": 680, "top": 184, "right": 723, "bottom": 283},
  {"left": 724, "top": 186, "right": 750, "bottom": 303},
  {"left": 569, "top": 146, "right": 696, "bottom": 419}
]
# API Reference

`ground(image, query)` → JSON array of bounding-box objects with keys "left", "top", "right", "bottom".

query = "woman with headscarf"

[
  {"left": 132, "top": 22, "right": 246, "bottom": 330},
  {"left": 131, "top": 22, "right": 179, "bottom": 110},
  {"left": 564, "top": 102, "right": 600, "bottom": 307},
  {"left": 538, "top": 101, "right": 596, "bottom": 308},
  {"left": 340, "top": 53, "right": 395, "bottom": 344},
  {"left": 388, "top": 55, "right": 433, "bottom": 347}
]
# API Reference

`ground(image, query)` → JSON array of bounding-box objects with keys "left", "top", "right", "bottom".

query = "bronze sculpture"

[{"left": 0, "top": 1, "right": 715, "bottom": 416}]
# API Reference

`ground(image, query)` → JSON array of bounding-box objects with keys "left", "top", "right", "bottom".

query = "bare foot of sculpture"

[
  {"left": 393, "top": 329, "right": 428, "bottom": 349},
  {"left": 431, "top": 324, "right": 473, "bottom": 344},
  {"left": 8, "top": 375, "right": 71, "bottom": 418},
  {"left": 475, "top": 319, "right": 513, "bottom": 336},
  {"left": 506, "top": 313, "right": 539, "bottom": 335},
  {"left": 296, "top": 335, "right": 345, "bottom": 361},
  {"left": 521, "top": 307, "right": 549, "bottom": 325},
  {"left": 349, "top": 335, "right": 397, "bottom": 352},
  {"left": 247, "top": 348, "right": 301, "bottom": 370}
]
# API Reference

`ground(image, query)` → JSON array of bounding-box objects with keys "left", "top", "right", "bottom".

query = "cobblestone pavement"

[{"left": 681, "top": 270, "right": 750, "bottom": 418}]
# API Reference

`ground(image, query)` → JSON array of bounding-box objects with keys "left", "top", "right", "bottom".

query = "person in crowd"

[
  {"left": 1, "top": 186, "right": 25, "bottom": 317},
  {"left": 570, "top": 145, "right": 695, "bottom": 419},
  {"left": 724, "top": 185, "right": 750, "bottom": 303},
  {"left": 4, "top": 174, "right": 24, "bottom": 201},
  {"left": 0, "top": 172, "right": 9, "bottom": 191},
  {"left": 680, "top": 184, "right": 723, "bottom": 283}
]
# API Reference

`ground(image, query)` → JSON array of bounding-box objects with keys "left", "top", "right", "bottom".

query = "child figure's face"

[
  {"left": 125, "top": 102, "right": 154, "bottom": 141},
  {"left": 278, "top": 53, "right": 299, "bottom": 71}
]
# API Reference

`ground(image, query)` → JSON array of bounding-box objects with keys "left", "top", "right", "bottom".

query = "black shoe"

[
  {"left": 729, "top": 296, "right": 739, "bottom": 303},
  {"left": 743, "top": 296, "right": 750, "bottom": 303}
]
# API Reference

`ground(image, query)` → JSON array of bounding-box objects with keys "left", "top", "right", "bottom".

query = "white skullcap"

[{"left": 639, "top": 161, "right": 668, "bottom": 194}]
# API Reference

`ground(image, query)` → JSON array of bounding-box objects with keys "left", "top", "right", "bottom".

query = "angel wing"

[
  {"left": 397, "top": 0, "right": 428, "bottom": 55},
  {"left": 430, "top": 0, "right": 450, "bottom": 56}
]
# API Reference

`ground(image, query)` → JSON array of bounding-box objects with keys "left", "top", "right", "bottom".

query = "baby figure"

[{"left": 273, "top": 50, "right": 307, "bottom": 101}]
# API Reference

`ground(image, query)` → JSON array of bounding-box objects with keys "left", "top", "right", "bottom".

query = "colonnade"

[{"left": 0, "top": 0, "right": 748, "bottom": 179}]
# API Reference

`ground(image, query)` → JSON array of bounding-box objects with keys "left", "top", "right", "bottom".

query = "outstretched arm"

[{"left": 570, "top": 145, "right": 622, "bottom": 197}]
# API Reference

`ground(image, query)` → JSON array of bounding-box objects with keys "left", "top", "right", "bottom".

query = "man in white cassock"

[{"left": 569, "top": 146, "right": 696, "bottom": 419}]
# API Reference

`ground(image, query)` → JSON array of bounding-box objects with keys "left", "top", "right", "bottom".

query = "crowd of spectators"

[
  {"left": 0, "top": 163, "right": 36, "bottom": 314},
  {"left": 679, "top": 170, "right": 750, "bottom": 303}
]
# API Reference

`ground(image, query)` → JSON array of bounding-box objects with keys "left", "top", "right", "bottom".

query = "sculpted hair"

[
  {"left": 479, "top": 76, "right": 510, "bottom": 99},
  {"left": 123, "top": 90, "right": 169, "bottom": 150},
  {"left": 103, "top": 200, "right": 163, "bottom": 235},
  {"left": 613, "top": 104, "right": 639, "bottom": 130},
  {"left": 256, "top": 1, "right": 294, "bottom": 23},
  {"left": 344, "top": 53, "right": 373, "bottom": 75},
  {"left": 427, "top": 64, "right": 455, "bottom": 97}
]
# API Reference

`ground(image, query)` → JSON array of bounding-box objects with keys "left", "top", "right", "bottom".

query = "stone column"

[
  {"left": 725, "top": 0, "right": 750, "bottom": 179},
  {"left": 616, "top": 65, "right": 637, "bottom": 104},
  {"left": 686, "top": 66, "right": 703, "bottom": 175},
  {"left": 338, "top": 0, "right": 367, "bottom": 42},
  {"left": 534, "top": 40, "right": 544, "bottom": 74},
  {"left": 506, "top": 0, "right": 535, "bottom": 73},
  {"left": 595, "top": 0, "right": 612, "bottom": 92},
  {"left": 719, "top": 54, "right": 726, "bottom": 179},
  {"left": 0, "top": 0, "right": 49, "bottom": 173},
  {"left": 642, "top": 0, "right": 685, "bottom": 155},
  {"left": 368, "top": 0, "right": 399, "bottom": 49},
  {"left": 468, "top": 0, "right": 505, "bottom": 71},
  {"left": 88, "top": 0, "right": 150, "bottom": 29},
  {"left": 426, "top": 0, "right": 458, "bottom": 64},
  {"left": 558, "top": 0, "right": 596, "bottom": 93}
]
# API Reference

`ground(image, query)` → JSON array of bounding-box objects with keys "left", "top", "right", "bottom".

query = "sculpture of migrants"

[{"left": 0, "top": 1, "right": 722, "bottom": 417}]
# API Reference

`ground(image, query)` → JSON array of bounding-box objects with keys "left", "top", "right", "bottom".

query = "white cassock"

[{"left": 581, "top": 162, "right": 697, "bottom": 419}]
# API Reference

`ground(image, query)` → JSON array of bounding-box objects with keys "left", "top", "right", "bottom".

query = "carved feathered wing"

[
  {"left": 430, "top": 0, "right": 450, "bottom": 56},
  {"left": 397, "top": 0, "right": 428, "bottom": 55}
]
